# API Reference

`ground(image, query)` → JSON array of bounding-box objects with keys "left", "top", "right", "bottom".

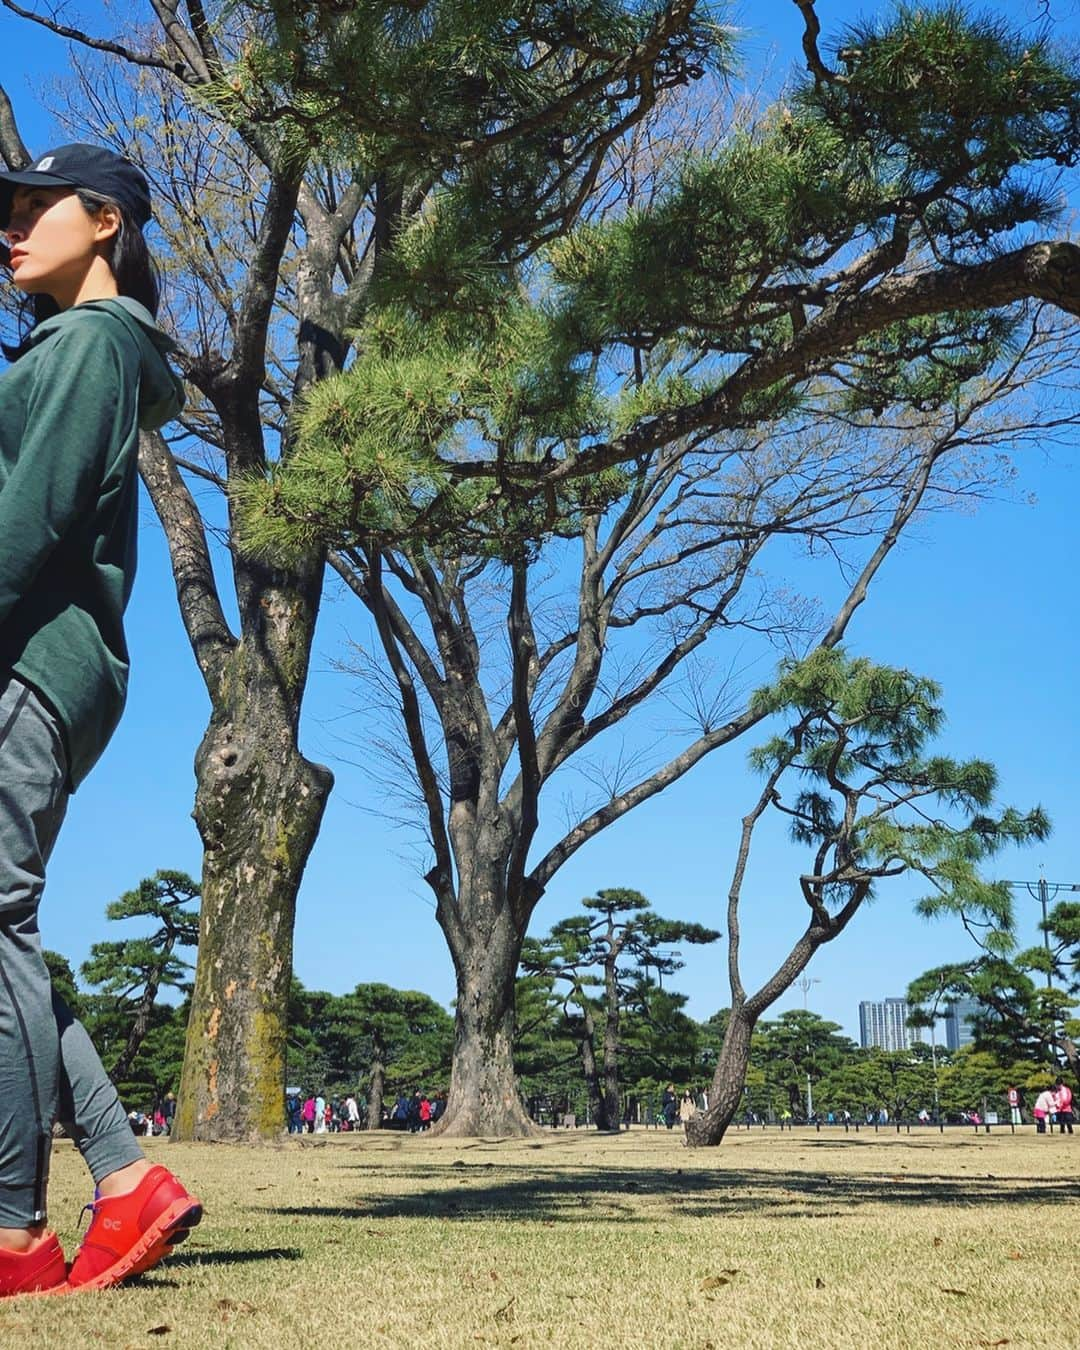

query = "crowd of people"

[
  {"left": 285, "top": 1089, "right": 448, "bottom": 1133},
  {"left": 655, "top": 1080, "right": 1076, "bottom": 1133}
]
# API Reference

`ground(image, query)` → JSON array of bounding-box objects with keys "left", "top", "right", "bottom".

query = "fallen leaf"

[
  {"left": 147, "top": 1328, "right": 171, "bottom": 1337},
  {"left": 932, "top": 1237, "right": 944, "bottom": 1248},
  {"left": 494, "top": 1297, "right": 516, "bottom": 1323},
  {"left": 216, "top": 1299, "right": 256, "bottom": 1315},
  {"left": 1007, "top": 1251, "right": 1023, "bottom": 1260},
  {"left": 364, "top": 1229, "right": 387, "bottom": 1238},
  {"left": 940, "top": 1287, "right": 968, "bottom": 1297},
  {"left": 976, "top": 1341, "right": 1010, "bottom": 1347},
  {"left": 700, "top": 1277, "right": 730, "bottom": 1290},
  {"left": 815, "top": 1277, "right": 826, "bottom": 1289}
]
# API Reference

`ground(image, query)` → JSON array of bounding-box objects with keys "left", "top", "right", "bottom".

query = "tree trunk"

[
  {"left": 600, "top": 957, "right": 621, "bottom": 1131},
  {"left": 685, "top": 1006, "right": 755, "bottom": 1147},
  {"left": 433, "top": 902, "right": 540, "bottom": 1138},
  {"left": 173, "top": 678, "right": 332, "bottom": 1142},
  {"left": 110, "top": 975, "right": 160, "bottom": 1088},
  {"left": 368, "top": 1054, "right": 385, "bottom": 1130},
  {"left": 576, "top": 1005, "right": 602, "bottom": 1126}
]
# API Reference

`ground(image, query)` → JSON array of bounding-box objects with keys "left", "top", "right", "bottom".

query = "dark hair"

[{"left": 1, "top": 187, "right": 160, "bottom": 358}]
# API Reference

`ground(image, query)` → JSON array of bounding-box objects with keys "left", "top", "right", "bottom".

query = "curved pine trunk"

[
  {"left": 685, "top": 1007, "right": 755, "bottom": 1148},
  {"left": 173, "top": 695, "right": 331, "bottom": 1142}
]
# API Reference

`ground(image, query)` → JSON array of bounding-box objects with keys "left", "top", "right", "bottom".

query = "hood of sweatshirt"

[{"left": 20, "top": 296, "right": 185, "bottom": 431}]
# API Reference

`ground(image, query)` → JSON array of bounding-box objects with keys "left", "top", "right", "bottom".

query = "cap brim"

[{"left": 0, "top": 169, "right": 80, "bottom": 227}]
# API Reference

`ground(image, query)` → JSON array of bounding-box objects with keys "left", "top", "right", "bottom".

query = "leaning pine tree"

[
  {"left": 684, "top": 648, "right": 1047, "bottom": 1146},
  {"left": 236, "top": 3, "right": 1080, "bottom": 1136}
]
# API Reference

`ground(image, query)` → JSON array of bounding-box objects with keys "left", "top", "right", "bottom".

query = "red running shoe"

[
  {"left": 66, "top": 1165, "right": 202, "bottom": 1291},
  {"left": 0, "top": 1232, "right": 67, "bottom": 1297}
]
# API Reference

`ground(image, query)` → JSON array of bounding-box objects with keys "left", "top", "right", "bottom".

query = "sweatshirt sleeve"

[{"left": 0, "top": 320, "right": 138, "bottom": 627}]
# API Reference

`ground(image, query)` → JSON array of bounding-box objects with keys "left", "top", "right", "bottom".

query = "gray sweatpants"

[{"left": 0, "top": 676, "right": 141, "bottom": 1226}]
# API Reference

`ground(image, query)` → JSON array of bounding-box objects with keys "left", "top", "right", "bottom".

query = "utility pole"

[
  {"left": 1005, "top": 874, "right": 1079, "bottom": 988},
  {"left": 795, "top": 975, "right": 821, "bottom": 1123},
  {"left": 1005, "top": 873, "right": 1079, "bottom": 1068}
]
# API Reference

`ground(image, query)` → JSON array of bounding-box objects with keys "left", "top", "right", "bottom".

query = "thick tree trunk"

[
  {"left": 685, "top": 1006, "right": 756, "bottom": 1147},
  {"left": 173, "top": 681, "right": 332, "bottom": 1142},
  {"left": 433, "top": 903, "right": 540, "bottom": 1138},
  {"left": 368, "top": 1056, "right": 385, "bottom": 1130}
]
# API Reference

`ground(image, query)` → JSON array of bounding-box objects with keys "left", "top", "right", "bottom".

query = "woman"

[
  {"left": 0, "top": 144, "right": 200, "bottom": 1297},
  {"left": 1053, "top": 1078, "right": 1074, "bottom": 1134},
  {"left": 1033, "top": 1086, "right": 1056, "bottom": 1134}
]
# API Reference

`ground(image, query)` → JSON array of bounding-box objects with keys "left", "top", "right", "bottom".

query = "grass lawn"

[{"left": 4, "top": 1125, "right": 1076, "bottom": 1348}]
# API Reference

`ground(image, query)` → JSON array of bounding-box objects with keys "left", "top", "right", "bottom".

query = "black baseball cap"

[{"left": 0, "top": 143, "right": 152, "bottom": 230}]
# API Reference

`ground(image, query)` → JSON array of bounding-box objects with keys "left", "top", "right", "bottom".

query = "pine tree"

[
  {"left": 523, "top": 889, "right": 718, "bottom": 1129},
  {"left": 684, "top": 648, "right": 1047, "bottom": 1145}
]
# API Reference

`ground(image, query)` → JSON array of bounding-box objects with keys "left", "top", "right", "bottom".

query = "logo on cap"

[{"left": 35, "top": 156, "right": 56, "bottom": 171}]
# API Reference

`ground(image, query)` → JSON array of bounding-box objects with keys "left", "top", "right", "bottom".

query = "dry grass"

[{"left": 3, "top": 1125, "right": 1076, "bottom": 1348}]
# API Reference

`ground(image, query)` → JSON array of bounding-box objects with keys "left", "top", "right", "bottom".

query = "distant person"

[
  {"left": 391, "top": 1094, "right": 410, "bottom": 1129},
  {"left": 661, "top": 1084, "right": 677, "bottom": 1129},
  {"left": 1033, "top": 1087, "right": 1055, "bottom": 1134},
  {"left": 286, "top": 1092, "right": 302, "bottom": 1135},
  {"left": 419, "top": 1095, "right": 432, "bottom": 1130},
  {"left": 679, "top": 1091, "right": 696, "bottom": 1126},
  {"left": 163, "top": 1092, "right": 177, "bottom": 1136},
  {"left": 314, "top": 1094, "right": 327, "bottom": 1134},
  {"left": 301, "top": 1094, "right": 316, "bottom": 1133},
  {"left": 1053, "top": 1079, "right": 1074, "bottom": 1134},
  {"left": 345, "top": 1095, "right": 361, "bottom": 1129}
]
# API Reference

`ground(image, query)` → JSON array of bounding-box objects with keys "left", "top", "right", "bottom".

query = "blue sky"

[{"left": 3, "top": 0, "right": 1078, "bottom": 1044}]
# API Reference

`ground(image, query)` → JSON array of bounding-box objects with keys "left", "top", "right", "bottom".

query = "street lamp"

[{"left": 795, "top": 975, "right": 821, "bottom": 1122}]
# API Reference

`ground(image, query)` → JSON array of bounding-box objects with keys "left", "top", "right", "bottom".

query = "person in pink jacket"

[{"left": 1053, "top": 1079, "right": 1074, "bottom": 1134}]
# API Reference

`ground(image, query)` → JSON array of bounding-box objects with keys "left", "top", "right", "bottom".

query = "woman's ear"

[{"left": 94, "top": 203, "right": 121, "bottom": 246}]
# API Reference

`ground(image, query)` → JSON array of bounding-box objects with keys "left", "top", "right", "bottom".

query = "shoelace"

[{"left": 75, "top": 1187, "right": 102, "bottom": 1234}]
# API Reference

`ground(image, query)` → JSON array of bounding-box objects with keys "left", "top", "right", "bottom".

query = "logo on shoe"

[{"left": 103, "top": 1217, "right": 124, "bottom": 1231}]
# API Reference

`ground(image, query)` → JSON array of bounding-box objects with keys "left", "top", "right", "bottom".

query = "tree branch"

[
  {"left": 0, "top": 81, "right": 30, "bottom": 167},
  {"left": 1, "top": 0, "right": 201, "bottom": 85},
  {"left": 138, "top": 430, "right": 236, "bottom": 703}
]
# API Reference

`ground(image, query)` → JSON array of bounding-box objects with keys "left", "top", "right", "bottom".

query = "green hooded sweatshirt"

[{"left": 0, "top": 297, "right": 184, "bottom": 788}]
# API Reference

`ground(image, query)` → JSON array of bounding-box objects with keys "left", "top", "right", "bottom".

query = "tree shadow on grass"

[{"left": 260, "top": 1166, "right": 1080, "bottom": 1225}]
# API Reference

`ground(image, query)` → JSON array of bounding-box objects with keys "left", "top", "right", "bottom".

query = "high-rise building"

[
  {"left": 859, "top": 998, "right": 913, "bottom": 1051},
  {"left": 944, "top": 997, "right": 981, "bottom": 1051}
]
